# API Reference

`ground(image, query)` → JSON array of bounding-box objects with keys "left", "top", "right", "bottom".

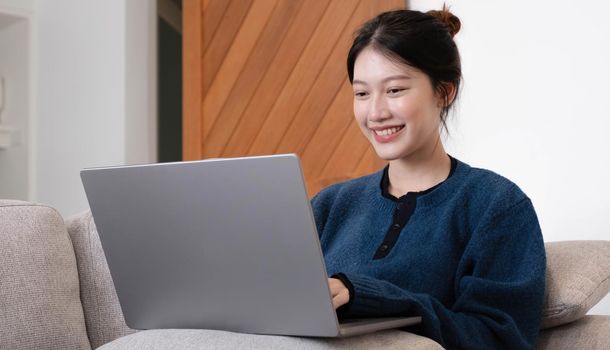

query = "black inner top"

[{"left": 373, "top": 156, "right": 458, "bottom": 260}]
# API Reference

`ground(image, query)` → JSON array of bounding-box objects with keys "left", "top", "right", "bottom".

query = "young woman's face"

[{"left": 352, "top": 47, "right": 444, "bottom": 162}]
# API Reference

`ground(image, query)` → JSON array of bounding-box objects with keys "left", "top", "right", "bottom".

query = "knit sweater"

[{"left": 311, "top": 159, "right": 546, "bottom": 350}]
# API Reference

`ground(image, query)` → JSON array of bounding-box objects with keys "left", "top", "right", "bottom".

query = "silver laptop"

[{"left": 80, "top": 154, "right": 420, "bottom": 337}]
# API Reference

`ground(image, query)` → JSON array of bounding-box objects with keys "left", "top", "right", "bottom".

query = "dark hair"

[{"left": 347, "top": 7, "right": 462, "bottom": 130}]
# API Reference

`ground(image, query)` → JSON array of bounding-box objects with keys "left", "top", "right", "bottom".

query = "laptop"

[{"left": 80, "top": 154, "right": 421, "bottom": 337}]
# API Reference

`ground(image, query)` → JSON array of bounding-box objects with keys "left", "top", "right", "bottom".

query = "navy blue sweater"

[{"left": 311, "top": 159, "right": 545, "bottom": 349}]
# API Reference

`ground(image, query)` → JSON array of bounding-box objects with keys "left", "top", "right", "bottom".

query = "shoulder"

[
  {"left": 452, "top": 160, "right": 529, "bottom": 210},
  {"left": 310, "top": 170, "right": 384, "bottom": 224},
  {"left": 447, "top": 160, "right": 543, "bottom": 249},
  {"left": 420, "top": 159, "right": 537, "bottom": 237},
  {"left": 460, "top": 161, "right": 520, "bottom": 191}
]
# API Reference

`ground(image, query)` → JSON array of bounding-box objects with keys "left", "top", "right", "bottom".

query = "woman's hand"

[{"left": 328, "top": 278, "right": 350, "bottom": 309}]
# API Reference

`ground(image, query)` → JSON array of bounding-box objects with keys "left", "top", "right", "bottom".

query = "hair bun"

[{"left": 427, "top": 5, "right": 461, "bottom": 38}]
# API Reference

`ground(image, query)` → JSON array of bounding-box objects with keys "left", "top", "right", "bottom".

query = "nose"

[{"left": 368, "top": 94, "right": 390, "bottom": 122}]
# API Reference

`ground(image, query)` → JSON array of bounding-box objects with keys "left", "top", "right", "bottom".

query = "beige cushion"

[
  {"left": 536, "top": 315, "right": 610, "bottom": 349},
  {"left": 0, "top": 200, "right": 91, "bottom": 350},
  {"left": 65, "top": 210, "right": 135, "bottom": 349},
  {"left": 541, "top": 241, "right": 610, "bottom": 329},
  {"left": 98, "top": 328, "right": 444, "bottom": 350}
]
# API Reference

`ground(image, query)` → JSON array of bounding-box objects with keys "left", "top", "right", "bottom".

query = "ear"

[
  {"left": 436, "top": 82, "right": 457, "bottom": 108},
  {"left": 445, "top": 83, "right": 457, "bottom": 106}
]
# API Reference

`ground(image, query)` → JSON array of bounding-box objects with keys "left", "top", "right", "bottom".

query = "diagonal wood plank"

[
  {"left": 202, "top": 0, "right": 278, "bottom": 142},
  {"left": 246, "top": 0, "right": 360, "bottom": 156},
  {"left": 202, "top": 0, "right": 303, "bottom": 158},
  {"left": 301, "top": 79, "right": 354, "bottom": 181},
  {"left": 354, "top": 146, "right": 386, "bottom": 176},
  {"left": 274, "top": 2, "right": 369, "bottom": 156},
  {"left": 202, "top": 0, "right": 253, "bottom": 92},
  {"left": 318, "top": 120, "right": 370, "bottom": 187},
  {"left": 202, "top": 0, "right": 231, "bottom": 52},
  {"left": 363, "top": 0, "right": 404, "bottom": 17},
  {"left": 222, "top": 0, "right": 331, "bottom": 158}
]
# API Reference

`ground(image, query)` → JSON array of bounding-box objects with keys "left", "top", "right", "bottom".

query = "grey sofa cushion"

[
  {"left": 541, "top": 241, "right": 610, "bottom": 329},
  {"left": 536, "top": 315, "right": 610, "bottom": 349},
  {"left": 98, "top": 328, "right": 444, "bottom": 350},
  {"left": 65, "top": 210, "right": 135, "bottom": 349},
  {"left": 0, "top": 200, "right": 91, "bottom": 350}
]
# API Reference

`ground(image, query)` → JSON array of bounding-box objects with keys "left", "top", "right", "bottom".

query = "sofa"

[{"left": 1, "top": 199, "right": 610, "bottom": 349}]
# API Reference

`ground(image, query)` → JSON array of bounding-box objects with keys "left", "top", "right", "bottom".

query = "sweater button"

[
  {"left": 380, "top": 244, "right": 389, "bottom": 251},
  {"left": 392, "top": 223, "right": 401, "bottom": 229}
]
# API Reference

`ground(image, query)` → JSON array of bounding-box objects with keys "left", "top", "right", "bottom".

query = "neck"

[{"left": 387, "top": 136, "right": 451, "bottom": 197}]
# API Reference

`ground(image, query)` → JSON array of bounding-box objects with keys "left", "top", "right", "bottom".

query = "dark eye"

[
  {"left": 354, "top": 91, "right": 368, "bottom": 98},
  {"left": 387, "top": 88, "right": 405, "bottom": 95}
]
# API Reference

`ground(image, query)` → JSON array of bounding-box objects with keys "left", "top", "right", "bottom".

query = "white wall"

[
  {"left": 411, "top": 0, "right": 610, "bottom": 314},
  {"left": 0, "top": 15, "right": 29, "bottom": 199},
  {"left": 126, "top": 0, "right": 157, "bottom": 165},
  {"left": 35, "top": 0, "right": 156, "bottom": 216}
]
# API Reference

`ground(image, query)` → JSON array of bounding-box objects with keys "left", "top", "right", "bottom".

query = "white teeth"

[{"left": 374, "top": 127, "right": 401, "bottom": 136}]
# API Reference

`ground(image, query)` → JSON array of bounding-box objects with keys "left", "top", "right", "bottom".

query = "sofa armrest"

[
  {"left": 65, "top": 210, "right": 135, "bottom": 349},
  {"left": 0, "top": 200, "right": 91, "bottom": 350},
  {"left": 536, "top": 315, "right": 610, "bottom": 349}
]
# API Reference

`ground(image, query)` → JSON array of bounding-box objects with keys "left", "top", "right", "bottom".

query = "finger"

[
  {"left": 328, "top": 278, "right": 342, "bottom": 295},
  {"left": 332, "top": 289, "right": 350, "bottom": 309}
]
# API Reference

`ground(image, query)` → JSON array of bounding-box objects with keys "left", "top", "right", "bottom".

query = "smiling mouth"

[{"left": 372, "top": 125, "right": 405, "bottom": 136}]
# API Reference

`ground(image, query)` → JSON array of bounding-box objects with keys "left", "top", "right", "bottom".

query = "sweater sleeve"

[
  {"left": 310, "top": 187, "right": 336, "bottom": 238},
  {"left": 340, "top": 197, "right": 546, "bottom": 350}
]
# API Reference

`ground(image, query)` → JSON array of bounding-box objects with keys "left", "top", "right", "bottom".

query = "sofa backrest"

[{"left": 0, "top": 200, "right": 91, "bottom": 350}]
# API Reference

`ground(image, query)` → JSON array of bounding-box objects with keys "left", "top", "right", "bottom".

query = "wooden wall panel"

[
  {"left": 202, "top": 0, "right": 276, "bottom": 138},
  {"left": 203, "top": 0, "right": 303, "bottom": 157},
  {"left": 222, "top": 0, "right": 331, "bottom": 157},
  {"left": 247, "top": 0, "right": 359, "bottom": 157},
  {"left": 202, "top": 0, "right": 231, "bottom": 52},
  {"left": 183, "top": 0, "right": 405, "bottom": 196},
  {"left": 319, "top": 121, "right": 371, "bottom": 183},
  {"left": 301, "top": 80, "right": 353, "bottom": 183},
  {"left": 202, "top": 0, "right": 253, "bottom": 92}
]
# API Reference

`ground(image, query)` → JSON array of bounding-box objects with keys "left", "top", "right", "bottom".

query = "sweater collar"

[
  {"left": 379, "top": 156, "right": 458, "bottom": 201},
  {"left": 375, "top": 157, "right": 471, "bottom": 208}
]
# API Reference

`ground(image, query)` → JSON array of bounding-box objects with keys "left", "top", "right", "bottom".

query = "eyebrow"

[{"left": 352, "top": 75, "right": 412, "bottom": 85}]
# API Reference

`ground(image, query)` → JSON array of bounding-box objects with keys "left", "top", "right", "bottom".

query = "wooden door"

[{"left": 183, "top": 0, "right": 404, "bottom": 196}]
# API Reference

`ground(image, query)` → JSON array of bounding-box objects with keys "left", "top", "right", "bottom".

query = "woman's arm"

[{"left": 337, "top": 198, "right": 546, "bottom": 350}]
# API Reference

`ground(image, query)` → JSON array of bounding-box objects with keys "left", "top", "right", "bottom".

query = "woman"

[{"left": 312, "top": 7, "right": 546, "bottom": 350}]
